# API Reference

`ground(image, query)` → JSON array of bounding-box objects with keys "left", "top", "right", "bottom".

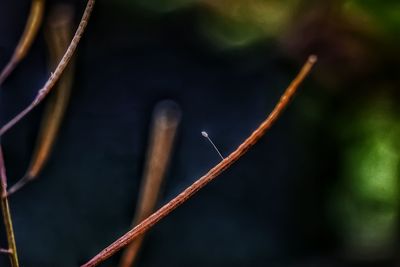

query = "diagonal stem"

[
  {"left": 0, "top": 2, "right": 95, "bottom": 266},
  {"left": 7, "top": 3, "right": 76, "bottom": 196},
  {"left": 81, "top": 55, "right": 317, "bottom": 267},
  {"left": 0, "top": 0, "right": 95, "bottom": 137}
]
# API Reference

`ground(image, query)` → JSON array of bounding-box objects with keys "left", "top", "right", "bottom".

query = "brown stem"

[
  {"left": 0, "top": 0, "right": 95, "bottom": 137},
  {"left": 0, "top": 0, "right": 45, "bottom": 86},
  {"left": 7, "top": 4, "right": 76, "bottom": 196},
  {"left": 119, "top": 101, "right": 181, "bottom": 267},
  {"left": 81, "top": 55, "right": 318, "bottom": 267},
  {"left": 0, "top": 147, "right": 19, "bottom": 267}
]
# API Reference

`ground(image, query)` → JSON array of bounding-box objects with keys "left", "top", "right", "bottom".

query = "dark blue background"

[{"left": 1, "top": 1, "right": 397, "bottom": 266}]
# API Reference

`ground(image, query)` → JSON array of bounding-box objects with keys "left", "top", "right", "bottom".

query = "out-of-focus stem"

[
  {"left": 119, "top": 101, "right": 181, "bottom": 267},
  {"left": 81, "top": 55, "right": 317, "bottom": 267},
  {"left": 0, "top": 0, "right": 45, "bottom": 86},
  {"left": 7, "top": 4, "right": 76, "bottom": 196},
  {"left": 0, "top": 147, "right": 19, "bottom": 267}
]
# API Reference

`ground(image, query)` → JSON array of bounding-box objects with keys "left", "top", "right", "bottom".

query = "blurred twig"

[
  {"left": 8, "top": 4, "right": 76, "bottom": 196},
  {"left": 81, "top": 55, "right": 318, "bottom": 267},
  {"left": 0, "top": 0, "right": 45, "bottom": 86},
  {"left": 0, "top": 147, "right": 19, "bottom": 267},
  {"left": 119, "top": 101, "right": 181, "bottom": 267},
  {"left": 0, "top": 0, "right": 95, "bottom": 137}
]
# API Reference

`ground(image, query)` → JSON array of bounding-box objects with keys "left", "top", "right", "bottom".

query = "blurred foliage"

[
  {"left": 134, "top": 0, "right": 196, "bottom": 13},
  {"left": 331, "top": 95, "right": 400, "bottom": 258},
  {"left": 199, "top": 0, "right": 299, "bottom": 48},
  {"left": 110, "top": 0, "right": 400, "bottom": 90},
  {"left": 112, "top": 0, "right": 400, "bottom": 50},
  {"left": 114, "top": 0, "right": 300, "bottom": 47},
  {"left": 342, "top": 0, "right": 400, "bottom": 41}
]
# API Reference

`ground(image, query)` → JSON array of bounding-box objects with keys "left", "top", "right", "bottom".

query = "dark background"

[{"left": 0, "top": 0, "right": 399, "bottom": 266}]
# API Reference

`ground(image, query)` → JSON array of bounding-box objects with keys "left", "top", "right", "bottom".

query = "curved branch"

[
  {"left": 7, "top": 4, "right": 76, "bottom": 196},
  {"left": 0, "top": 0, "right": 45, "bottom": 86},
  {"left": 0, "top": 0, "right": 95, "bottom": 136},
  {"left": 81, "top": 55, "right": 318, "bottom": 267}
]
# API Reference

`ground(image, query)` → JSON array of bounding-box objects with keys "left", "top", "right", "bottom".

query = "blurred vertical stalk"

[
  {"left": 0, "top": 0, "right": 45, "bottom": 86},
  {"left": 7, "top": 4, "right": 75, "bottom": 195},
  {"left": 119, "top": 100, "right": 181, "bottom": 267},
  {"left": 0, "top": 147, "right": 19, "bottom": 267}
]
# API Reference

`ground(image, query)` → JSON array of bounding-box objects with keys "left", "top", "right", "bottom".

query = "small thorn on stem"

[
  {"left": 7, "top": 175, "right": 32, "bottom": 196},
  {"left": 0, "top": 248, "right": 12, "bottom": 254},
  {"left": 201, "top": 131, "right": 224, "bottom": 160}
]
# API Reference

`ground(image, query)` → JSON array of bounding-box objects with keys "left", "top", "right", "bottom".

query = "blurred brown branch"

[
  {"left": 119, "top": 100, "right": 181, "bottom": 267},
  {"left": 8, "top": 4, "right": 76, "bottom": 196},
  {"left": 0, "top": 0, "right": 45, "bottom": 86}
]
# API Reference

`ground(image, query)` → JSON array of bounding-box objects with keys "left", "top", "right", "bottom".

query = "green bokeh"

[
  {"left": 343, "top": 0, "right": 400, "bottom": 40},
  {"left": 332, "top": 95, "right": 400, "bottom": 255},
  {"left": 200, "top": 0, "right": 299, "bottom": 48}
]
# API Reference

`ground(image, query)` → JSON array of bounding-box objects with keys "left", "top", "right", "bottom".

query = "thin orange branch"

[
  {"left": 0, "top": 0, "right": 95, "bottom": 137},
  {"left": 81, "top": 55, "right": 318, "bottom": 267}
]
